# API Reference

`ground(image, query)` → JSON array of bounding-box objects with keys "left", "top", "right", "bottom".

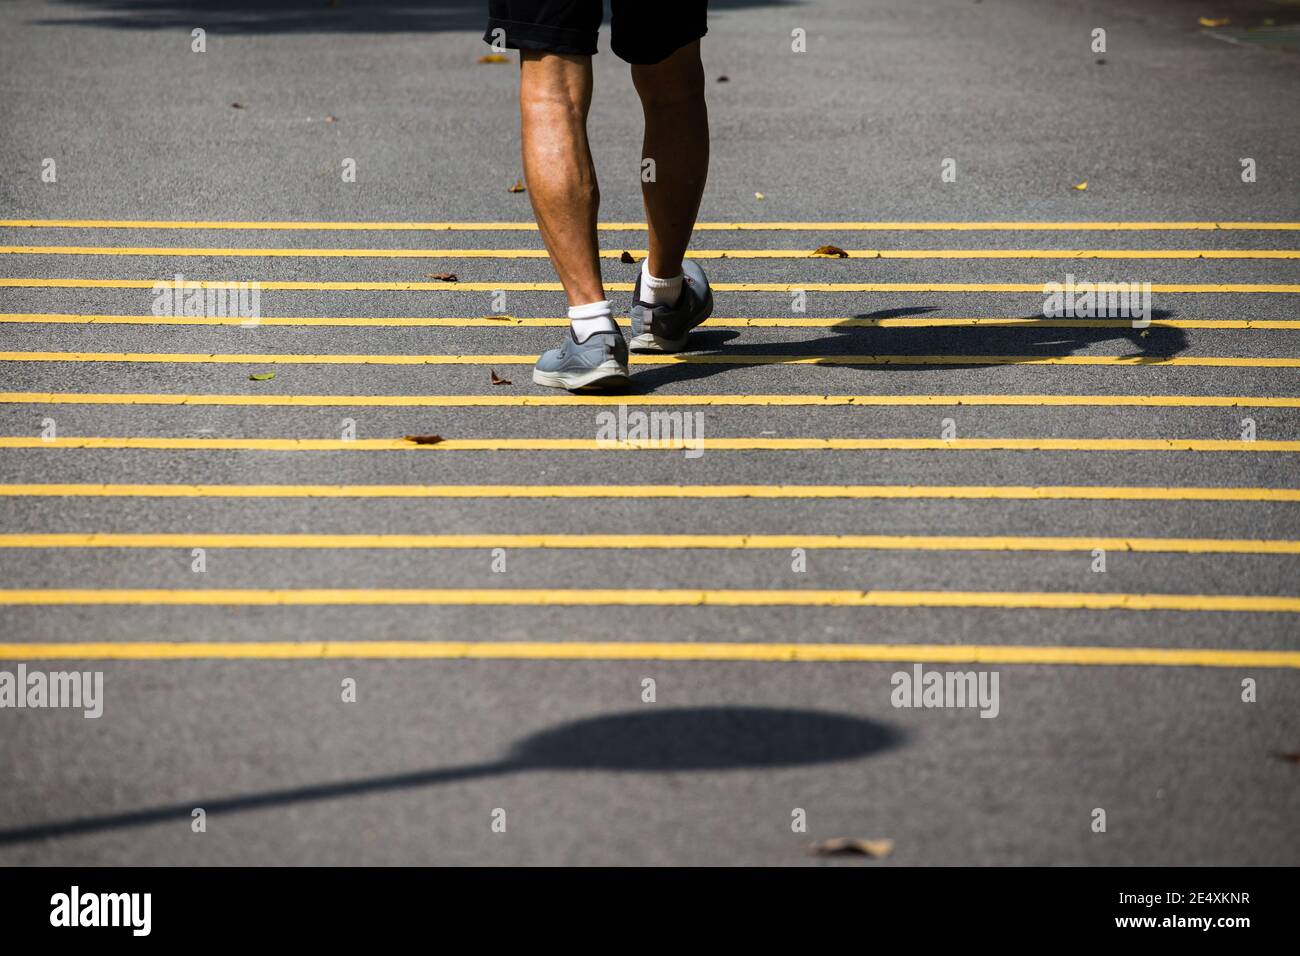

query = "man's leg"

[
  {"left": 632, "top": 40, "right": 709, "bottom": 281},
  {"left": 518, "top": 51, "right": 628, "bottom": 389},
  {"left": 627, "top": 40, "right": 713, "bottom": 352},
  {"left": 519, "top": 51, "right": 605, "bottom": 309}
]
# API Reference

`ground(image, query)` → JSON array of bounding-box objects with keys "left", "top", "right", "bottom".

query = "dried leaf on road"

[
  {"left": 426, "top": 272, "right": 458, "bottom": 282},
  {"left": 717, "top": 75, "right": 730, "bottom": 82},
  {"left": 508, "top": 179, "right": 527, "bottom": 193},
  {"left": 754, "top": 191, "right": 766, "bottom": 200},
  {"left": 403, "top": 434, "right": 445, "bottom": 445},
  {"left": 230, "top": 102, "right": 245, "bottom": 109},
  {"left": 808, "top": 837, "right": 894, "bottom": 858},
  {"left": 248, "top": 372, "right": 275, "bottom": 381},
  {"left": 1270, "top": 752, "right": 1300, "bottom": 764},
  {"left": 812, "top": 244, "right": 849, "bottom": 258},
  {"left": 1072, "top": 181, "right": 1088, "bottom": 191},
  {"left": 620, "top": 251, "right": 637, "bottom": 264},
  {"left": 478, "top": 54, "right": 510, "bottom": 64},
  {"left": 490, "top": 369, "right": 512, "bottom": 386}
]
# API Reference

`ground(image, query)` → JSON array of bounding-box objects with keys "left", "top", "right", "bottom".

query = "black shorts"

[{"left": 485, "top": 0, "right": 708, "bottom": 65}]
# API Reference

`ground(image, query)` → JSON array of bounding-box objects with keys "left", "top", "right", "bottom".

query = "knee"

[
  {"left": 520, "top": 81, "right": 588, "bottom": 122},
  {"left": 519, "top": 52, "right": 592, "bottom": 121},
  {"left": 632, "top": 61, "right": 705, "bottom": 112}
]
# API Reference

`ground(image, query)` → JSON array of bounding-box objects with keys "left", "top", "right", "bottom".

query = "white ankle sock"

[
  {"left": 568, "top": 299, "right": 616, "bottom": 342},
  {"left": 641, "top": 261, "right": 683, "bottom": 307}
]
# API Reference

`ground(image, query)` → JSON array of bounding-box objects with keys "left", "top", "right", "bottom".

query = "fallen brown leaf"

[
  {"left": 485, "top": 314, "right": 514, "bottom": 321},
  {"left": 808, "top": 837, "right": 894, "bottom": 859},
  {"left": 1270, "top": 752, "right": 1300, "bottom": 764},
  {"left": 403, "top": 434, "right": 444, "bottom": 445},
  {"left": 717, "top": 75, "right": 730, "bottom": 82},
  {"left": 426, "top": 273, "right": 458, "bottom": 282},
  {"left": 620, "top": 251, "right": 637, "bottom": 264},
  {"left": 508, "top": 179, "right": 527, "bottom": 193},
  {"left": 812, "top": 244, "right": 849, "bottom": 258},
  {"left": 490, "top": 369, "right": 512, "bottom": 386},
  {"left": 230, "top": 102, "right": 245, "bottom": 110},
  {"left": 478, "top": 53, "right": 510, "bottom": 64}
]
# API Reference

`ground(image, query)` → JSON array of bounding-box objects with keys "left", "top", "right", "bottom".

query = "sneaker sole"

[
  {"left": 532, "top": 360, "right": 631, "bottom": 391},
  {"left": 629, "top": 294, "right": 715, "bottom": 353},
  {"left": 630, "top": 331, "right": 688, "bottom": 352}
]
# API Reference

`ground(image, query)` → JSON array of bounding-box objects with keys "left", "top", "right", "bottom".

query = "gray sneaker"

[
  {"left": 532, "top": 327, "right": 630, "bottom": 391},
  {"left": 629, "top": 259, "right": 714, "bottom": 352}
]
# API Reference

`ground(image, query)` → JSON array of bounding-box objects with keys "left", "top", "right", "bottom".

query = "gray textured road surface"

[{"left": 0, "top": 0, "right": 1297, "bottom": 865}]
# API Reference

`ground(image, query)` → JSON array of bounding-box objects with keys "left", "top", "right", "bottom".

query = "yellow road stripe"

[
  {"left": 3, "top": 313, "right": 1298, "bottom": 329},
  {"left": 6, "top": 245, "right": 1300, "bottom": 260},
  {"left": 0, "top": 640, "right": 1294, "bottom": 668},
  {"left": 4, "top": 392, "right": 1298, "bottom": 409},
  {"left": 2, "top": 436, "right": 1296, "bottom": 452},
  {"left": 3, "top": 219, "right": 1299, "bottom": 231},
  {"left": 5, "top": 278, "right": 1298, "bottom": 293},
  {"left": 1, "top": 483, "right": 1295, "bottom": 502},
  {"left": 2, "top": 351, "right": 1296, "bottom": 368},
  {"left": 0, "top": 587, "right": 1296, "bottom": 612},
  {"left": 4, "top": 532, "right": 1295, "bottom": 555}
]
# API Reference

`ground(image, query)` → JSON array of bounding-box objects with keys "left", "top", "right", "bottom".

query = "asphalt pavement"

[{"left": 0, "top": 0, "right": 1297, "bottom": 865}]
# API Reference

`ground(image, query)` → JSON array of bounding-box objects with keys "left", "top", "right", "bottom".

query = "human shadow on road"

[
  {"left": 0, "top": 706, "right": 900, "bottom": 846},
  {"left": 629, "top": 306, "right": 1188, "bottom": 390},
  {"left": 35, "top": 0, "right": 800, "bottom": 33}
]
